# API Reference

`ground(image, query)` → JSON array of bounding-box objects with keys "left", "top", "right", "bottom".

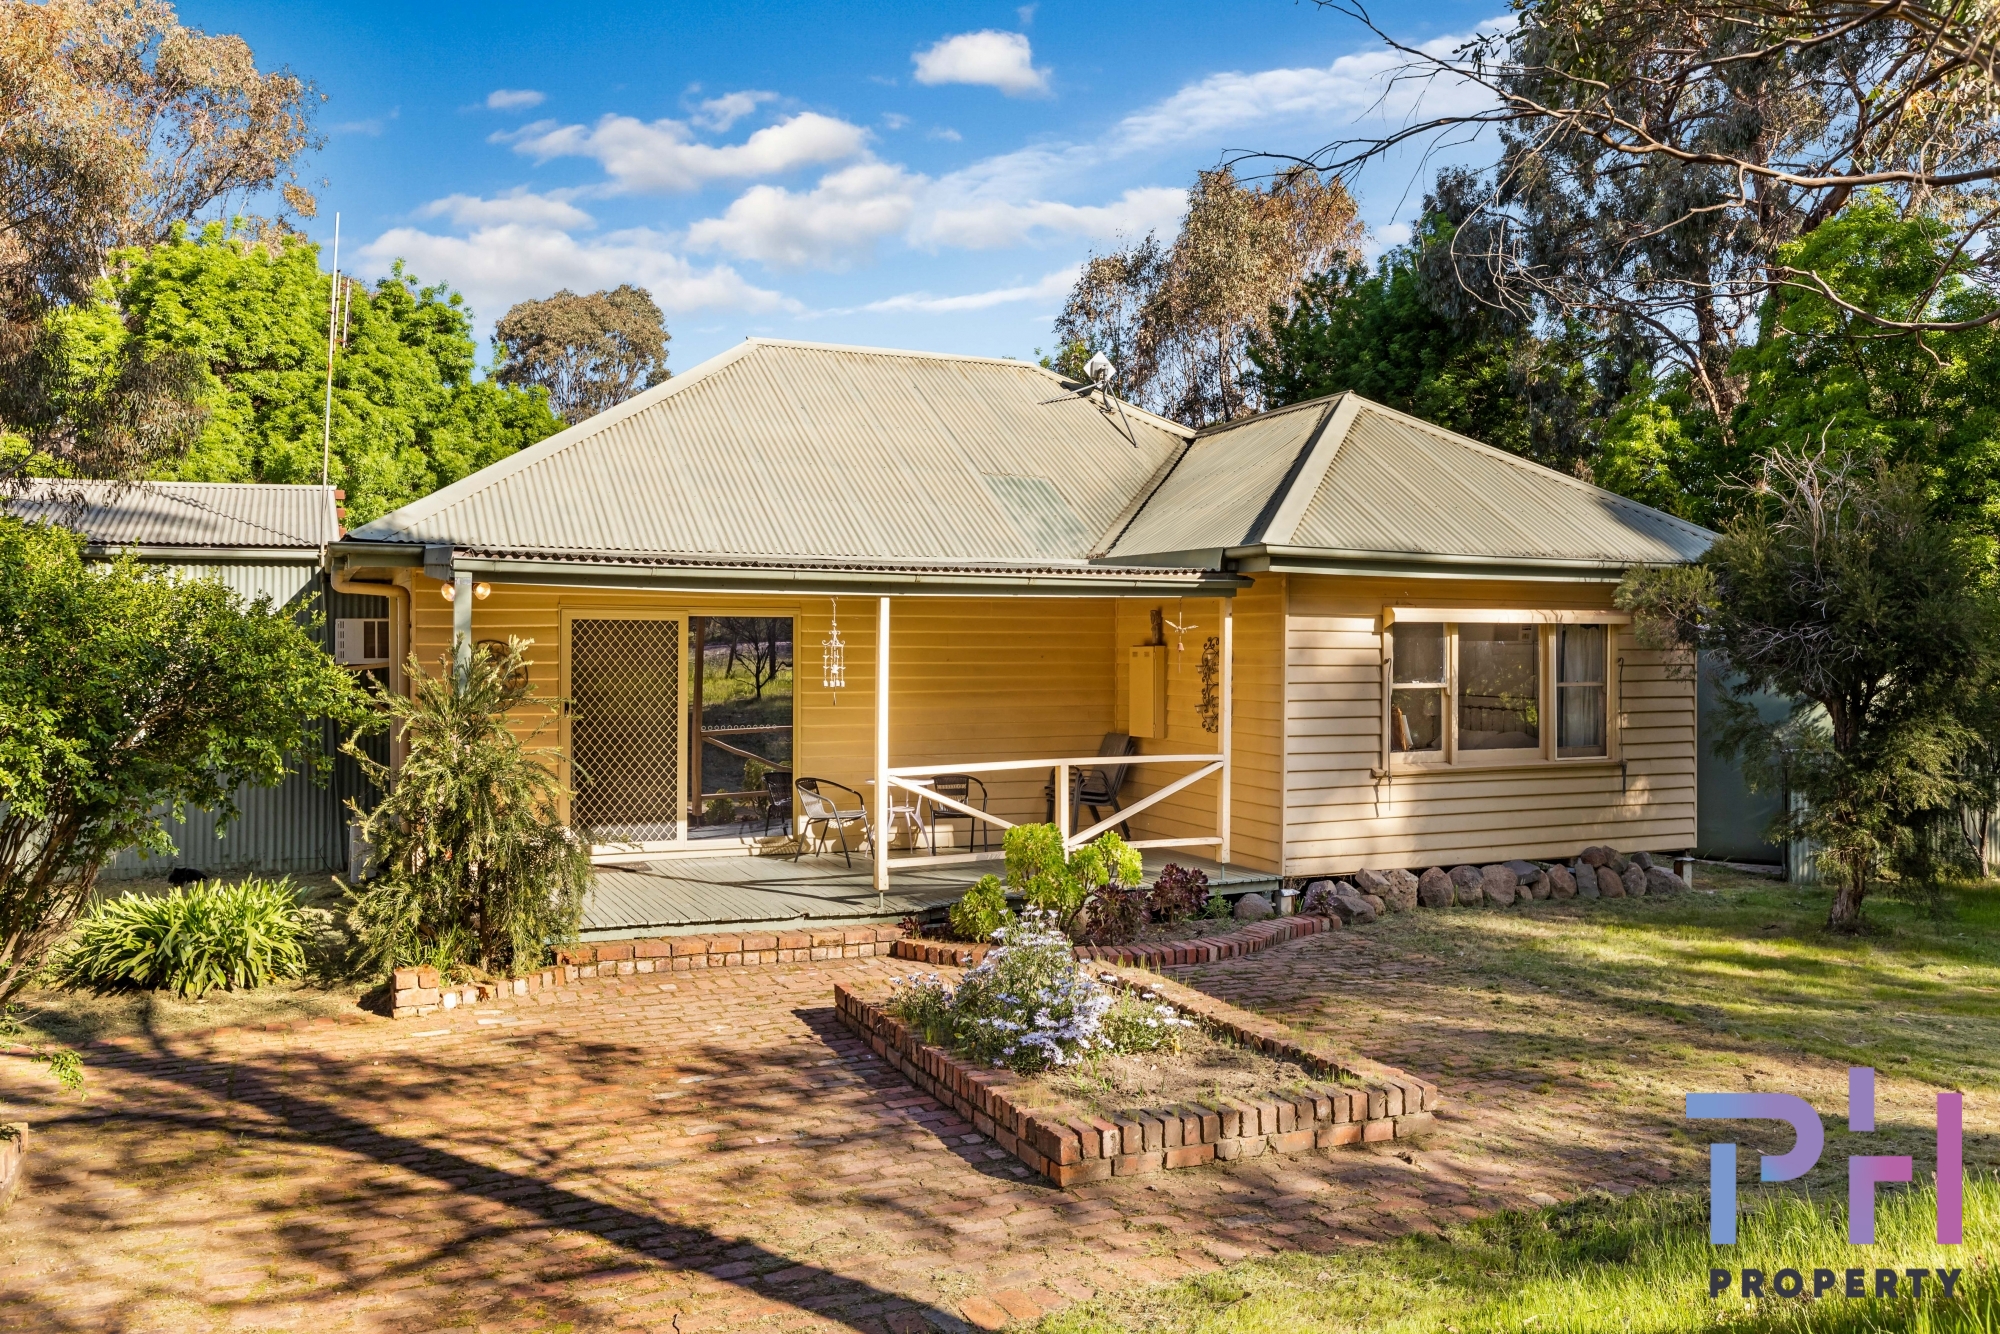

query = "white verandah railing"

[{"left": 879, "top": 753, "right": 1225, "bottom": 869}]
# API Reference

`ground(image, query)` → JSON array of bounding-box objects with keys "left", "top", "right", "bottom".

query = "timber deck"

[{"left": 579, "top": 851, "right": 1279, "bottom": 939}]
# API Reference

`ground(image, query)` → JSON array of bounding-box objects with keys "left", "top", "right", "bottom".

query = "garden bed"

[{"left": 833, "top": 965, "right": 1438, "bottom": 1186}]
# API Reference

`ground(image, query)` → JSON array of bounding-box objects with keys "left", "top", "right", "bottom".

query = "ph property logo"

[{"left": 1688, "top": 1068, "right": 1965, "bottom": 1300}]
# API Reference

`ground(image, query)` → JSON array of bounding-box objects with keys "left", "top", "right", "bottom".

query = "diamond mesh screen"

[{"left": 570, "top": 618, "right": 682, "bottom": 843}]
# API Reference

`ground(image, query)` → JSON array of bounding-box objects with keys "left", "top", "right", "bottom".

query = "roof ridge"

[{"left": 1343, "top": 397, "right": 1716, "bottom": 540}]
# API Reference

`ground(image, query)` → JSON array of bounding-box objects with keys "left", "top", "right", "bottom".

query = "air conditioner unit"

[{"left": 335, "top": 618, "right": 391, "bottom": 666}]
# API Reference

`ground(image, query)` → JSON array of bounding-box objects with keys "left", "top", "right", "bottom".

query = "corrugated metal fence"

[{"left": 104, "top": 566, "right": 386, "bottom": 880}]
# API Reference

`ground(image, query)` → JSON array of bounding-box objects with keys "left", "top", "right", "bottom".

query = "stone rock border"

[
  {"left": 0, "top": 1123, "right": 26, "bottom": 1215},
  {"left": 891, "top": 914, "right": 1335, "bottom": 970},
  {"left": 389, "top": 925, "right": 907, "bottom": 1019},
  {"left": 833, "top": 965, "right": 1439, "bottom": 1187}
]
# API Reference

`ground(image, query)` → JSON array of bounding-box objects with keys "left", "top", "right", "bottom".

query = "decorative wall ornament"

[
  {"left": 1198, "top": 635, "right": 1221, "bottom": 733},
  {"left": 821, "top": 600, "right": 846, "bottom": 690},
  {"left": 1162, "top": 602, "right": 1196, "bottom": 673}
]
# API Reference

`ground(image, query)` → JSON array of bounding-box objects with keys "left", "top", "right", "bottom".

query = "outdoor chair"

[
  {"left": 761, "top": 768, "right": 794, "bottom": 838},
  {"left": 1043, "top": 733, "right": 1137, "bottom": 837},
  {"left": 793, "top": 776, "right": 873, "bottom": 867},
  {"left": 924, "top": 773, "right": 991, "bottom": 856}
]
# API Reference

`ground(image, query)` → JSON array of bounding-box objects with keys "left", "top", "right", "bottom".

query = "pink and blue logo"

[{"left": 1686, "top": 1068, "right": 1962, "bottom": 1245}]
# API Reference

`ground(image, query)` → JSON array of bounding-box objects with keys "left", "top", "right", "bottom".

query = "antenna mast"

[{"left": 320, "top": 212, "right": 341, "bottom": 491}]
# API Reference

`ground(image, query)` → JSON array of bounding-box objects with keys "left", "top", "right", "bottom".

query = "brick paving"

[{"left": 0, "top": 923, "right": 1883, "bottom": 1334}]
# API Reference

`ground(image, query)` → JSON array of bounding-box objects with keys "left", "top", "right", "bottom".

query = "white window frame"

[{"left": 1382, "top": 607, "right": 1627, "bottom": 771}]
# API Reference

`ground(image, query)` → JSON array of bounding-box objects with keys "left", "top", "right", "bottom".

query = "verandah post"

[
  {"left": 875, "top": 596, "right": 890, "bottom": 907},
  {"left": 1218, "top": 597, "right": 1233, "bottom": 867}
]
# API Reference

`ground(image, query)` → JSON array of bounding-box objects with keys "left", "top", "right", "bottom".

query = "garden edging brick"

[
  {"left": 833, "top": 964, "right": 1440, "bottom": 1187},
  {"left": 388, "top": 925, "right": 907, "bottom": 1018},
  {"left": 890, "top": 914, "right": 1336, "bottom": 970}
]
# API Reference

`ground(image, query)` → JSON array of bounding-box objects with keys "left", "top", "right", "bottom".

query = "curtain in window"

[
  {"left": 1558, "top": 625, "right": 1607, "bottom": 756},
  {"left": 1458, "top": 624, "right": 1539, "bottom": 749}
]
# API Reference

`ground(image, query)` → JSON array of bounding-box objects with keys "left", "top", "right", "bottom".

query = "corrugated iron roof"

[
  {"left": 8, "top": 480, "right": 337, "bottom": 550},
  {"left": 349, "top": 339, "right": 1193, "bottom": 567},
  {"left": 1103, "top": 394, "right": 1712, "bottom": 568}
]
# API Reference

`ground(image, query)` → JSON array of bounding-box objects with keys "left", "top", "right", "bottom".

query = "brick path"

[{"left": 0, "top": 925, "right": 1898, "bottom": 1334}]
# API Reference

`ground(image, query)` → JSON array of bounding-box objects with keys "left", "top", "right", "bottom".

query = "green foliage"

[
  {"left": 947, "top": 873, "right": 1011, "bottom": 942},
  {"left": 55, "top": 878, "right": 309, "bottom": 998},
  {"left": 1618, "top": 456, "right": 2000, "bottom": 928},
  {"left": 1734, "top": 196, "right": 2000, "bottom": 536},
  {"left": 0, "top": 516, "right": 364, "bottom": 1001},
  {"left": 69, "top": 223, "right": 565, "bottom": 524},
  {"left": 343, "top": 638, "right": 589, "bottom": 977},
  {"left": 1000, "top": 824, "right": 1143, "bottom": 939},
  {"left": 1200, "top": 890, "right": 1232, "bottom": 920},
  {"left": 0, "top": 1006, "right": 83, "bottom": 1098}
]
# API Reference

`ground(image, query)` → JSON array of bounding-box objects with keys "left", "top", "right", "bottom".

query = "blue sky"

[{"left": 189, "top": 0, "right": 1500, "bottom": 372}]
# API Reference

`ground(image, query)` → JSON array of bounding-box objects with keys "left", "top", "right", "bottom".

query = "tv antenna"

[{"left": 320, "top": 212, "right": 340, "bottom": 492}]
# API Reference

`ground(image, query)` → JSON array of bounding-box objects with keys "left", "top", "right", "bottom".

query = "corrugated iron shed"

[
  {"left": 1102, "top": 393, "right": 1713, "bottom": 571},
  {"left": 349, "top": 339, "right": 1193, "bottom": 570},
  {"left": 8, "top": 480, "right": 337, "bottom": 550}
]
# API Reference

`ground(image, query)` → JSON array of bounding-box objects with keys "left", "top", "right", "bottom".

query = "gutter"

[
  {"left": 331, "top": 542, "right": 1248, "bottom": 597},
  {"left": 88, "top": 544, "right": 323, "bottom": 563},
  {"left": 1221, "top": 543, "right": 1683, "bottom": 583}
]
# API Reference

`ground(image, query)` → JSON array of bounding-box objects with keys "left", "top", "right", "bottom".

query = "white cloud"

[
  {"left": 687, "top": 162, "right": 921, "bottom": 270},
  {"left": 358, "top": 223, "right": 795, "bottom": 322},
  {"left": 912, "top": 186, "right": 1185, "bottom": 250},
  {"left": 692, "top": 90, "right": 776, "bottom": 131},
  {"left": 485, "top": 88, "right": 545, "bottom": 111},
  {"left": 880, "top": 112, "right": 910, "bottom": 131},
  {"left": 855, "top": 266, "right": 1077, "bottom": 315},
  {"left": 418, "top": 188, "right": 594, "bottom": 231},
  {"left": 912, "top": 31, "right": 1050, "bottom": 97},
  {"left": 1110, "top": 26, "right": 1503, "bottom": 153},
  {"left": 508, "top": 111, "right": 869, "bottom": 193},
  {"left": 1016, "top": 4, "right": 1037, "bottom": 25},
  {"left": 928, "top": 126, "right": 962, "bottom": 142},
  {"left": 1363, "top": 220, "right": 1414, "bottom": 260}
]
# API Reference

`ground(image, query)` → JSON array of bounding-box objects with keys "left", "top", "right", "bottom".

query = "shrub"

[
  {"left": 947, "top": 874, "right": 1011, "bottom": 942},
  {"left": 344, "top": 638, "right": 589, "bottom": 977},
  {"left": 1300, "top": 881, "right": 1340, "bottom": 915},
  {"left": 1078, "top": 883, "right": 1147, "bottom": 945},
  {"left": 705, "top": 796, "right": 737, "bottom": 826},
  {"left": 998, "top": 823, "right": 1143, "bottom": 939},
  {"left": 0, "top": 516, "right": 365, "bottom": 1001},
  {"left": 886, "top": 908, "right": 1192, "bottom": 1073},
  {"left": 56, "top": 877, "right": 310, "bottom": 997},
  {"left": 1200, "top": 890, "right": 1233, "bottom": 919},
  {"left": 1149, "top": 863, "right": 1210, "bottom": 922}
]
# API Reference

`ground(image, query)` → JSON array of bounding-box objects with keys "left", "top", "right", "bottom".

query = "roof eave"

[
  {"left": 334, "top": 541, "right": 1248, "bottom": 596},
  {"left": 1231, "top": 544, "right": 1698, "bottom": 583}
]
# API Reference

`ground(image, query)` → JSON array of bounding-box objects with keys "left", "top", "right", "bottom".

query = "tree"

[
  {"left": 1, "top": 0, "right": 320, "bottom": 484},
  {"left": 1619, "top": 455, "right": 2000, "bottom": 930},
  {"left": 0, "top": 515, "right": 363, "bottom": 999},
  {"left": 1053, "top": 166, "right": 1364, "bottom": 426},
  {"left": 344, "top": 639, "right": 589, "bottom": 977},
  {"left": 491, "top": 285, "right": 671, "bottom": 425},
  {"left": 90, "top": 223, "right": 563, "bottom": 524},
  {"left": 1299, "top": 0, "right": 2000, "bottom": 427}
]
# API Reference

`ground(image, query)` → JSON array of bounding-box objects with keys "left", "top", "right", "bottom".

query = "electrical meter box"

[{"left": 1129, "top": 644, "right": 1166, "bottom": 738}]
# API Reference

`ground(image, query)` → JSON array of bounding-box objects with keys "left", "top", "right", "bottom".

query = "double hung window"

[{"left": 1386, "top": 613, "right": 1617, "bottom": 765}]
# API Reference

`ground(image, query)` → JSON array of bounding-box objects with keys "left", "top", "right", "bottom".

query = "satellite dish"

[{"left": 1082, "top": 351, "right": 1116, "bottom": 386}]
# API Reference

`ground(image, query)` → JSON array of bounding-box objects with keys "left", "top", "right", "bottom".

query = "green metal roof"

[{"left": 1099, "top": 394, "right": 1714, "bottom": 575}]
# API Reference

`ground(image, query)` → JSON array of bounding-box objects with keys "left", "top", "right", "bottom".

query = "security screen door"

[{"left": 569, "top": 617, "right": 683, "bottom": 845}]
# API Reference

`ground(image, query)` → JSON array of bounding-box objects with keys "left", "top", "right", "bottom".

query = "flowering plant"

[{"left": 886, "top": 908, "right": 1193, "bottom": 1073}]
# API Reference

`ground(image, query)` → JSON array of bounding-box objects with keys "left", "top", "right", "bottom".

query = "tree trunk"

[{"left": 1827, "top": 850, "right": 1868, "bottom": 931}]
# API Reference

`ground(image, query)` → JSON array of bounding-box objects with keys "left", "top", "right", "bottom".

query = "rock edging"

[
  {"left": 390, "top": 925, "right": 907, "bottom": 1019},
  {"left": 890, "top": 915, "right": 1335, "bottom": 971},
  {"left": 833, "top": 966, "right": 1439, "bottom": 1188}
]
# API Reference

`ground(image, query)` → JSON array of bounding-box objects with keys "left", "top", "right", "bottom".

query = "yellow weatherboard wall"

[{"left": 1283, "top": 573, "right": 1695, "bottom": 873}]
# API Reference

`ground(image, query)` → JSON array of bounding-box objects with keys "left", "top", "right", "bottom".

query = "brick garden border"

[
  {"left": 0, "top": 1124, "right": 26, "bottom": 1215},
  {"left": 890, "top": 914, "right": 1335, "bottom": 970},
  {"left": 833, "top": 965, "right": 1439, "bottom": 1187},
  {"left": 389, "top": 925, "right": 907, "bottom": 1019}
]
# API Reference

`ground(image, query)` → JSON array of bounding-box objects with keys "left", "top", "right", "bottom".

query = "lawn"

[{"left": 1041, "top": 865, "right": 2000, "bottom": 1334}]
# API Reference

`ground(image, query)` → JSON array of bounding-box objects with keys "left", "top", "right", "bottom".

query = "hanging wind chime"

[{"left": 821, "top": 598, "right": 846, "bottom": 691}]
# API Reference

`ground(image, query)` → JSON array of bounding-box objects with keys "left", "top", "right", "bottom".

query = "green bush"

[
  {"left": 947, "top": 874, "right": 1012, "bottom": 942},
  {"left": 1000, "top": 824, "right": 1143, "bottom": 939},
  {"left": 889, "top": 909, "right": 1193, "bottom": 1073},
  {"left": 56, "top": 878, "right": 310, "bottom": 997}
]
